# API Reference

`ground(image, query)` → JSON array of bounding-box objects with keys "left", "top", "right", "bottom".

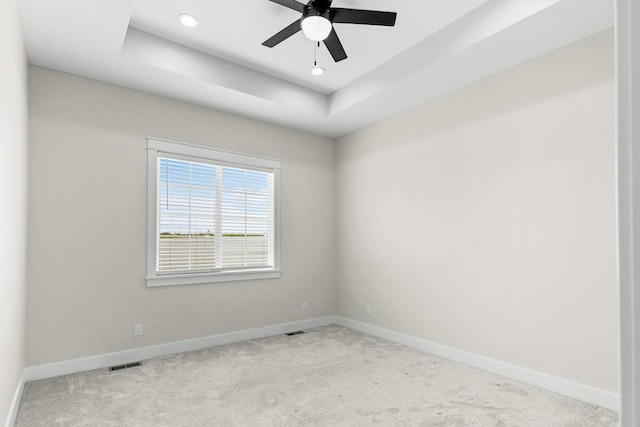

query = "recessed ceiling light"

[
  {"left": 311, "top": 66, "right": 325, "bottom": 76},
  {"left": 177, "top": 14, "right": 198, "bottom": 28}
]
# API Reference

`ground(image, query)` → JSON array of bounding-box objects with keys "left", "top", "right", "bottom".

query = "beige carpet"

[{"left": 15, "top": 325, "right": 617, "bottom": 426}]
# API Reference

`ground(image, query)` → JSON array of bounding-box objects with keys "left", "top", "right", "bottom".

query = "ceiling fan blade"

[
  {"left": 268, "top": 0, "right": 306, "bottom": 13},
  {"left": 323, "top": 28, "right": 347, "bottom": 62},
  {"left": 330, "top": 8, "right": 397, "bottom": 26},
  {"left": 262, "top": 19, "right": 302, "bottom": 47}
]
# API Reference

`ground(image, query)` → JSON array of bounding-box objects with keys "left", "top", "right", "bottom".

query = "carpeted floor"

[{"left": 15, "top": 325, "right": 617, "bottom": 426}]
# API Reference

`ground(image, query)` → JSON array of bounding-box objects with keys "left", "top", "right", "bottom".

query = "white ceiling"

[
  {"left": 129, "top": 0, "right": 490, "bottom": 94},
  {"left": 19, "top": 0, "right": 613, "bottom": 138}
]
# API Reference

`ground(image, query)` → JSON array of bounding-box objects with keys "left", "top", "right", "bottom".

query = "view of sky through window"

[{"left": 158, "top": 157, "right": 271, "bottom": 236}]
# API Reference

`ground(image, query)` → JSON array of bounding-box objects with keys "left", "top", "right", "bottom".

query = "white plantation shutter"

[{"left": 147, "top": 138, "right": 280, "bottom": 286}]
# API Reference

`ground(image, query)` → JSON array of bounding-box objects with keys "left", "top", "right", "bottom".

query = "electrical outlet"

[
  {"left": 134, "top": 324, "right": 143, "bottom": 336},
  {"left": 366, "top": 305, "right": 372, "bottom": 315},
  {"left": 302, "top": 302, "right": 308, "bottom": 311}
]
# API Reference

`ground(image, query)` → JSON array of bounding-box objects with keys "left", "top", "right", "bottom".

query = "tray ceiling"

[{"left": 19, "top": 0, "right": 613, "bottom": 137}]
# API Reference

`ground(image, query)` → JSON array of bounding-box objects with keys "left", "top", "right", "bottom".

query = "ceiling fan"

[{"left": 262, "top": 0, "right": 397, "bottom": 63}]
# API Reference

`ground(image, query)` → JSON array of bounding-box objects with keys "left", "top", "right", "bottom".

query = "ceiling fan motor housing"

[
  {"left": 305, "top": 0, "right": 332, "bottom": 16},
  {"left": 302, "top": 1, "right": 331, "bottom": 23}
]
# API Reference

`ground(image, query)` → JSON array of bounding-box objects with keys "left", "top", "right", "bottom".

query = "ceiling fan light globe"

[
  {"left": 301, "top": 16, "right": 332, "bottom": 41},
  {"left": 311, "top": 66, "right": 326, "bottom": 76}
]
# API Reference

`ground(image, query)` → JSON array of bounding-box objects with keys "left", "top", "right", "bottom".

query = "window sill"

[{"left": 146, "top": 269, "right": 281, "bottom": 287}]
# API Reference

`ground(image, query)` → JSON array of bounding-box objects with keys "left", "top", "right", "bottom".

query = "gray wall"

[
  {"left": 0, "top": 0, "right": 28, "bottom": 423},
  {"left": 27, "top": 67, "right": 336, "bottom": 366},
  {"left": 335, "top": 30, "right": 618, "bottom": 392},
  {"left": 25, "top": 29, "right": 618, "bottom": 398}
]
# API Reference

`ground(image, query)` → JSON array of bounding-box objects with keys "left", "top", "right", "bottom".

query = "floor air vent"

[
  {"left": 286, "top": 331, "right": 305, "bottom": 336},
  {"left": 108, "top": 362, "right": 142, "bottom": 372}
]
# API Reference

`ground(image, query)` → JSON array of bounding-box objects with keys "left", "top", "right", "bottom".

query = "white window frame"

[{"left": 146, "top": 137, "right": 281, "bottom": 287}]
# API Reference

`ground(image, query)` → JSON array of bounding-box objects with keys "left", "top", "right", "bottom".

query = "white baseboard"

[
  {"left": 23, "top": 316, "right": 338, "bottom": 383},
  {"left": 334, "top": 316, "right": 619, "bottom": 412},
  {"left": 5, "top": 376, "right": 24, "bottom": 427},
  {"left": 20, "top": 315, "right": 619, "bottom": 413}
]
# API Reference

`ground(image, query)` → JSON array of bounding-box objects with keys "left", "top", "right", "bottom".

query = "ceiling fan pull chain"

[
  {"left": 311, "top": 40, "right": 325, "bottom": 75},
  {"left": 314, "top": 41, "right": 318, "bottom": 66}
]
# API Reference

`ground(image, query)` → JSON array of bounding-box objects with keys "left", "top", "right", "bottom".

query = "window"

[{"left": 146, "top": 138, "right": 280, "bottom": 287}]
